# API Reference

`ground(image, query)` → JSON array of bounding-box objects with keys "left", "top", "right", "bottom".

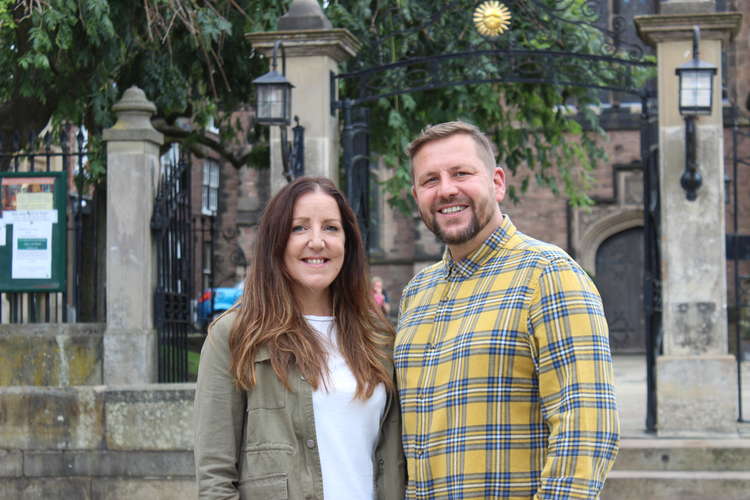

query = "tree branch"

[{"left": 151, "top": 117, "right": 254, "bottom": 169}]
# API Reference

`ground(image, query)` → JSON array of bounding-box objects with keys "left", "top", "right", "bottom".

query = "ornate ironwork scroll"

[{"left": 333, "top": 0, "right": 656, "bottom": 107}]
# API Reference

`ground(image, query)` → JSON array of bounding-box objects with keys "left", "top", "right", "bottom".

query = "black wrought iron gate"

[
  {"left": 342, "top": 103, "right": 371, "bottom": 247},
  {"left": 728, "top": 105, "right": 750, "bottom": 422},
  {"left": 641, "top": 93, "right": 661, "bottom": 432},
  {"left": 152, "top": 147, "right": 193, "bottom": 382}
]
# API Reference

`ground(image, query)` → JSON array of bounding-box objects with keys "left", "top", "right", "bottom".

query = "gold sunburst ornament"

[{"left": 473, "top": 1, "right": 512, "bottom": 38}]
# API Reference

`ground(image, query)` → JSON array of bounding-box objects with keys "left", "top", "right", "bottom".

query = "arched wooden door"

[{"left": 595, "top": 227, "right": 645, "bottom": 353}]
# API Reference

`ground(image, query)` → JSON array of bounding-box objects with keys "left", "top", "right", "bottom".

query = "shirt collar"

[{"left": 442, "top": 215, "right": 516, "bottom": 279}]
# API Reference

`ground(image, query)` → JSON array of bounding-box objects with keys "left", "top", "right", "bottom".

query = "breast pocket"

[
  {"left": 238, "top": 472, "right": 288, "bottom": 500},
  {"left": 244, "top": 360, "right": 294, "bottom": 451},
  {"left": 247, "top": 359, "right": 287, "bottom": 410}
]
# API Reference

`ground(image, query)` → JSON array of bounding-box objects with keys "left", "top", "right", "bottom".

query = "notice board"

[{"left": 0, "top": 171, "right": 67, "bottom": 292}]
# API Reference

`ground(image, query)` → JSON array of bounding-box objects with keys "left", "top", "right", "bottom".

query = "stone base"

[
  {"left": 657, "top": 355, "right": 738, "bottom": 437},
  {"left": 103, "top": 328, "right": 157, "bottom": 385}
]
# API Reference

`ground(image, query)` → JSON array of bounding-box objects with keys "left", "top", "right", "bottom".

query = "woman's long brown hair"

[{"left": 228, "top": 177, "right": 394, "bottom": 398}]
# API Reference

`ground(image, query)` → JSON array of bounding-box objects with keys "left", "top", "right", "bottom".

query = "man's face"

[{"left": 411, "top": 133, "right": 505, "bottom": 260}]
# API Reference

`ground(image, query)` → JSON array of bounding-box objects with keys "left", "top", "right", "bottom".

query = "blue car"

[{"left": 195, "top": 281, "right": 244, "bottom": 330}]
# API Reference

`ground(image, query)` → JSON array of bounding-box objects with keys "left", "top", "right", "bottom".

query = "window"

[{"left": 202, "top": 160, "right": 220, "bottom": 216}]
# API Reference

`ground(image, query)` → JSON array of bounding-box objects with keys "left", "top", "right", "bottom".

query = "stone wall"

[{"left": 0, "top": 384, "right": 196, "bottom": 499}]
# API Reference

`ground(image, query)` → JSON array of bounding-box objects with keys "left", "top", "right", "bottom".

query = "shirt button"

[{"left": 306, "top": 439, "right": 316, "bottom": 449}]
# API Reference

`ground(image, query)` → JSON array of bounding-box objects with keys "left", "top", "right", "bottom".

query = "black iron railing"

[
  {"left": 0, "top": 127, "right": 101, "bottom": 323},
  {"left": 727, "top": 105, "right": 750, "bottom": 422},
  {"left": 152, "top": 146, "right": 194, "bottom": 382}
]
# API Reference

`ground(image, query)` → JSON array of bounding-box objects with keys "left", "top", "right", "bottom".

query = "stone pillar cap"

[
  {"left": 103, "top": 86, "right": 163, "bottom": 145},
  {"left": 635, "top": 12, "right": 742, "bottom": 46},
  {"left": 112, "top": 86, "right": 157, "bottom": 115},
  {"left": 247, "top": 29, "right": 360, "bottom": 62},
  {"left": 278, "top": 0, "right": 332, "bottom": 30}
]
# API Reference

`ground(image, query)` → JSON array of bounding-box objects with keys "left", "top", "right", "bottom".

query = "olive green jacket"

[{"left": 193, "top": 310, "right": 406, "bottom": 499}]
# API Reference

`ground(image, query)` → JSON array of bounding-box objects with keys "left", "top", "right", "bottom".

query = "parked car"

[{"left": 195, "top": 281, "right": 244, "bottom": 330}]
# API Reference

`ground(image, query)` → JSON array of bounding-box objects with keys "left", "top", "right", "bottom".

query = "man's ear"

[{"left": 493, "top": 167, "right": 506, "bottom": 203}]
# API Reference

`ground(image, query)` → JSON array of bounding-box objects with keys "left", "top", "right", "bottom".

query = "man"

[{"left": 395, "top": 121, "right": 619, "bottom": 499}]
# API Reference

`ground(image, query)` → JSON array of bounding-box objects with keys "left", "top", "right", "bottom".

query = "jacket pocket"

[
  {"left": 238, "top": 472, "right": 288, "bottom": 499},
  {"left": 247, "top": 361, "right": 287, "bottom": 410}
]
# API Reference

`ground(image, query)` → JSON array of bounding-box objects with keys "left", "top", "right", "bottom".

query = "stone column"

[
  {"left": 247, "top": 0, "right": 360, "bottom": 194},
  {"left": 636, "top": 5, "right": 742, "bottom": 436},
  {"left": 101, "top": 87, "right": 164, "bottom": 384}
]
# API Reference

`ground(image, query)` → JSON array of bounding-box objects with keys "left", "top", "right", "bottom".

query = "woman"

[{"left": 194, "top": 177, "right": 405, "bottom": 499}]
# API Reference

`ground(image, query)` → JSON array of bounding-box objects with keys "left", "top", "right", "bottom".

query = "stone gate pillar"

[
  {"left": 247, "top": 0, "right": 360, "bottom": 194},
  {"left": 636, "top": 3, "right": 742, "bottom": 436},
  {"left": 101, "top": 87, "right": 164, "bottom": 384}
]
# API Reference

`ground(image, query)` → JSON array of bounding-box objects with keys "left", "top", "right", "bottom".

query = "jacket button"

[{"left": 306, "top": 439, "right": 316, "bottom": 449}]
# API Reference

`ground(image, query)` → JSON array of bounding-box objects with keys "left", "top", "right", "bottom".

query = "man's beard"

[{"left": 422, "top": 198, "right": 493, "bottom": 245}]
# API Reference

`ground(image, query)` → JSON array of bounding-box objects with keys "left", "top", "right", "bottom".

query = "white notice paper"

[
  {"left": 3, "top": 210, "right": 58, "bottom": 224},
  {"left": 12, "top": 221, "right": 52, "bottom": 279},
  {"left": 0, "top": 221, "right": 5, "bottom": 246}
]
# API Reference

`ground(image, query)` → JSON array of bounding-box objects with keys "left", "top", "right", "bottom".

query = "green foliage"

[
  {"left": 0, "top": 0, "right": 655, "bottom": 207},
  {"left": 0, "top": 0, "right": 290, "bottom": 177}
]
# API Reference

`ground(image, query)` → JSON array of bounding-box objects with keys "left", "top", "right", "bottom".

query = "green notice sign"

[
  {"left": 18, "top": 239, "right": 48, "bottom": 250},
  {"left": 0, "top": 171, "right": 67, "bottom": 292}
]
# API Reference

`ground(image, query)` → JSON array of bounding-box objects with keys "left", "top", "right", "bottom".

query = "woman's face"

[{"left": 283, "top": 189, "right": 346, "bottom": 308}]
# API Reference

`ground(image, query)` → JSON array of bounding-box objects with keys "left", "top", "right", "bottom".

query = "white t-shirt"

[{"left": 305, "top": 315, "right": 386, "bottom": 500}]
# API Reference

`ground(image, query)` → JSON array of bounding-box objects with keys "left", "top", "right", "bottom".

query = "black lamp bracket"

[{"left": 681, "top": 115, "right": 702, "bottom": 201}]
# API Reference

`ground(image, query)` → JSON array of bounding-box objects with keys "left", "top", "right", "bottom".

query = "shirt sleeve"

[
  {"left": 528, "top": 257, "right": 620, "bottom": 499},
  {"left": 194, "top": 316, "right": 247, "bottom": 499}
]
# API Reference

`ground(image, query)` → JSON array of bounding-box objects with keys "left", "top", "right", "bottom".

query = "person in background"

[
  {"left": 371, "top": 276, "right": 391, "bottom": 317},
  {"left": 194, "top": 176, "right": 405, "bottom": 499},
  {"left": 396, "top": 121, "right": 619, "bottom": 499}
]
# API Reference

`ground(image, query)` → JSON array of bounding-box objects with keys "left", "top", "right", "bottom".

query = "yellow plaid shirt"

[{"left": 395, "top": 217, "right": 619, "bottom": 499}]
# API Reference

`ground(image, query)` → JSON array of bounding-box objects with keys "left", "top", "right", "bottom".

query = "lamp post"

[
  {"left": 252, "top": 40, "right": 305, "bottom": 182},
  {"left": 675, "top": 26, "right": 717, "bottom": 201}
]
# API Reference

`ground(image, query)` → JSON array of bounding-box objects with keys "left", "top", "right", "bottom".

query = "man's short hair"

[{"left": 406, "top": 121, "right": 498, "bottom": 173}]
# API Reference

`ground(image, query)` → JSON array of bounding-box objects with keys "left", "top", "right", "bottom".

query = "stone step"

[
  {"left": 603, "top": 438, "right": 750, "bottom": 499},
  {"left": 614, "top": 437, "right": 750, "bottom": 471},
  {"left": 602, "top": 470, "right": 750, "bottom": 500}
]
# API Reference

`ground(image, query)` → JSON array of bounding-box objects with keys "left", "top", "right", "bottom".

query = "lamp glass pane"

[
  {"left": 679, "top": 70, "right": 713, "bottom": 110},
  {"left": 257, "top": 85, "right": 287, "bottom": 121}
]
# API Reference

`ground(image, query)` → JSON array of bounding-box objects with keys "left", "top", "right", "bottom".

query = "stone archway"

[{"left": 572, "top": 206, "right": 644, "bottom": 353}]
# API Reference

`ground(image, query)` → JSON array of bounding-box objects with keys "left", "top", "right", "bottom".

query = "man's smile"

[{"left": 438, "top": 205, "right": 468, "bottom": 215}]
